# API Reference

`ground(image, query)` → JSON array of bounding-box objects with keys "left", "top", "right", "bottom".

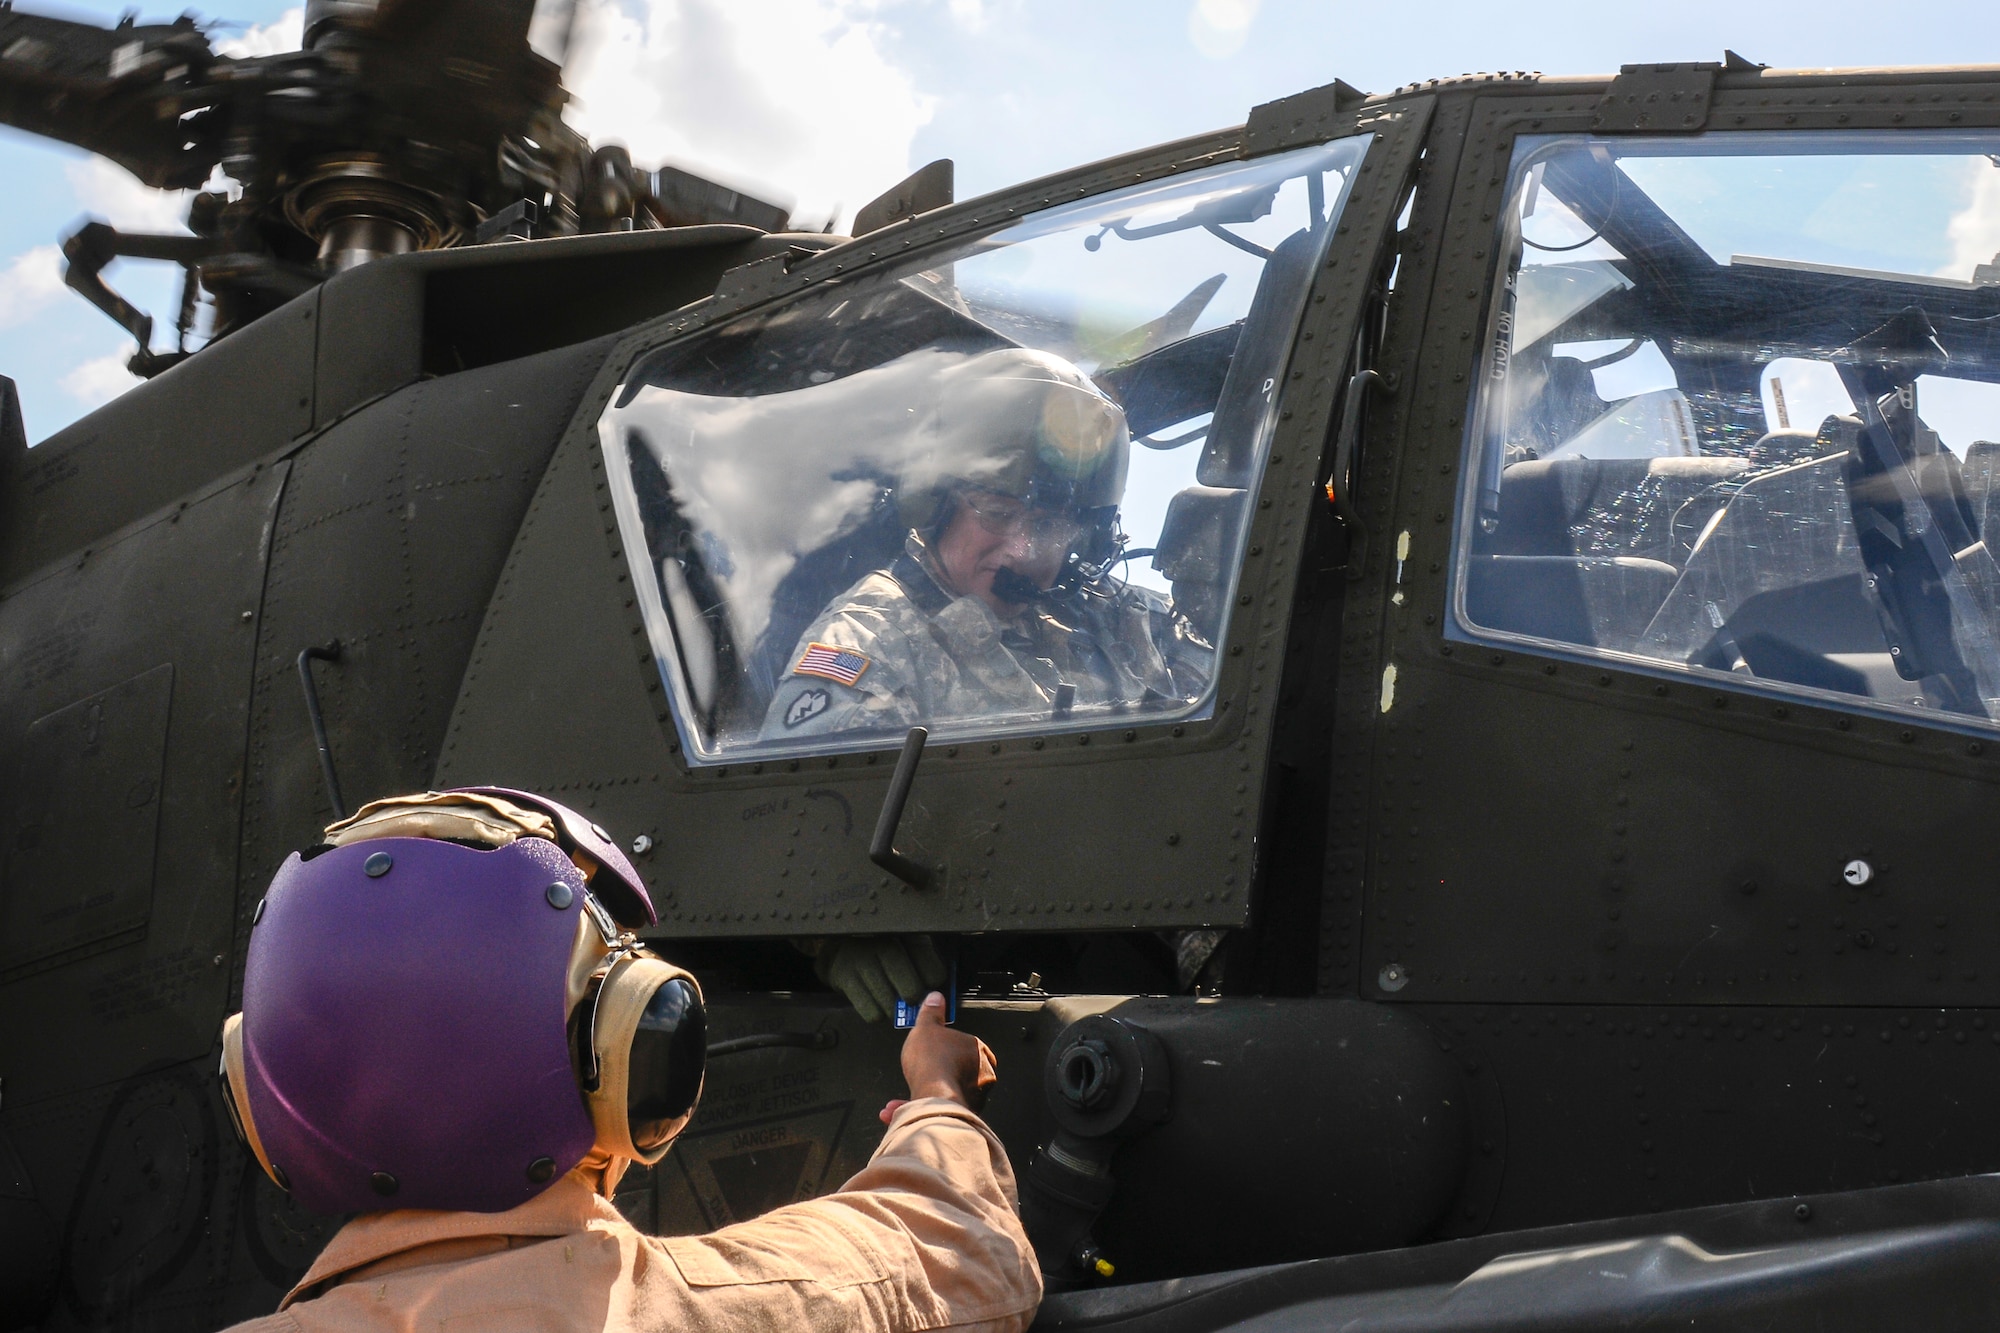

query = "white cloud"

[
  {"left": 0, "top": 245, "right": 65, "bottom": 331},
  {"left": 947, "top": 0, "right": 990, "bottom": 30},
  {"left": 1188, "top": 0, "right": 1260, "bottom": 60},
  {"left": 64, "top": 157, "right": 192, "bottom": 234},
  {"left": 59, "top": 352, "right": 141, "bottom": 409},
  {"left": 215, "top": 7, "right": 304, "bottom": 58},
  {"left": 1943, "top": 158, "right": 2000, "bottom": 282},
  {"left": 561, "top": 0, "right": 934, "bottom": 232}
]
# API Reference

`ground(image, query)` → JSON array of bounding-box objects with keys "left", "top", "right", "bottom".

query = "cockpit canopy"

[
  {"left": 600, "top": 139, "right": 1368, "bottom": 762},
  {"left": 1457, "top": 131, "right": 2000, "bottom": 730}
]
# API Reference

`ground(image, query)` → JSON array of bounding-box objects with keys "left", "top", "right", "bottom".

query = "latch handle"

[
  {"left": 870, "top": 727, "right": 935, "bottom": 890},
  {"left": 296, "top": 641, "right": 347, "bottom": 821},
  {"left": 1325, "top": 367, "right": 1394, "bottom": 519}
]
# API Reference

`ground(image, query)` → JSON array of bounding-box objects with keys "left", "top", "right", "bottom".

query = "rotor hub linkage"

[{"left": 285, "top": 158, "right": 462, "bottom": 272}]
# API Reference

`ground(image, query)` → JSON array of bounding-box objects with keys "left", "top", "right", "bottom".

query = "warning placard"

[{"left": 670, "top": 1102, "right": 853, "bottom": 1228}]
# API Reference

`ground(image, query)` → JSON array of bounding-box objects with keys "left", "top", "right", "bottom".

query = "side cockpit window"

[
  {"left": 1457, "top": 133, "right": 2000, "bottom": 726},
  {"left": 602, "top": 139, "right": 1370, "bottom": 762}
]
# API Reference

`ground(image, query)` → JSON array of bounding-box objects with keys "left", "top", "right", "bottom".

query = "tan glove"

[{"left": 806, "top": 935, "right": 948, "bottom": 1023}]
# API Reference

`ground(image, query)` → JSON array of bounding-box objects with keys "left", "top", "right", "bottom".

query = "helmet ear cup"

[
  {"left": 627, "top": 979, "right": 705, "bottom": 1142},
  {"left": 219, "top": 1013, "right": 284, "bottom": 1190},
  {"left": 582, "top": 957, "right": 707, "bottom": 1164}
]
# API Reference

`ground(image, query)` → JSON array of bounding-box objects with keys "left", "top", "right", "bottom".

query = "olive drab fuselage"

[{"left": 16, "top": 57, "right": 2000, "bottom": 1333}]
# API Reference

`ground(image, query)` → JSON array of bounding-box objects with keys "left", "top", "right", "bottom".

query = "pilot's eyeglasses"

[{"left": 959, "top": 492, "right": 1084, "bottom": 547}]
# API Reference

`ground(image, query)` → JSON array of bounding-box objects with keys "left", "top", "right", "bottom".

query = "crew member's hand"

[
  {"left": 814, "top": 935, "right": 947, "bottom": 1023},
  {"left": 880, "top": 992, "right": 997, "bottom": 1124}
]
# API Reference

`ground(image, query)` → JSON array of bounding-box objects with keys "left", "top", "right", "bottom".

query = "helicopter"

[{"left": 8, "top": 0, "right": 2000, "bottom": 1322}]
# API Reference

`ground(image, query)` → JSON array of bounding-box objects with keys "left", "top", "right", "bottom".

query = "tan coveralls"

[{"left": 227, "top": 1099, "right": 1041, "bottom": 1333}]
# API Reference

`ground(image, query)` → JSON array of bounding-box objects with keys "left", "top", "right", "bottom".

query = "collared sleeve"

[{"left": 642, "top": 1097, "right": 1042, "bottom": 1333}]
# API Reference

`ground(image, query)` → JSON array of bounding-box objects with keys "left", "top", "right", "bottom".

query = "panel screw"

[
  {"left": 546, "top": 881, "right": 575, "bottom": 909},
  {"left": 253, "top": 897, "right": 266, "bottom": 924},
  {"left": 527, "top": 1156, "right": 556, "bottom": 1183},
  {"left": 1843, "top": 859, "right": 1874, "bottom": 887},
  {"left": 1378, "top": 963, "right": 1410, "bottom": 992},
  {"left": 270, "top": 1163, "right": 290, "bottom": 1192},
  {"left": 631, "top": 834, "right": 655, "bottom": 856},
  {"left": 370, "top": 1171, "right": 399, "bottom": 1196},
  {"left": 1794, "top": 1202, "right": 1812, "bottom": 1221},
  {"left": 363, "top": 852, "right": 393, "bottom": 878},
  {"left": 590, "top": 822, "right": 610, "bottom": 841}
]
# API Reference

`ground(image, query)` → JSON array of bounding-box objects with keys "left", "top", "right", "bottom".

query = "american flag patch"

[{"left": 794, "top": 642, "right": 870, "bottom": 687}]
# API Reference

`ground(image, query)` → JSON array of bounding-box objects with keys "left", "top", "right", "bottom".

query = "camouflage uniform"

[{"left": 760, "top": 534, "right": 1212, "bottom": 741}]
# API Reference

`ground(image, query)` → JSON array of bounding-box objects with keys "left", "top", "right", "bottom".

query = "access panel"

[{"left": 2, "top": 664, "right": 171, "bottom": 973}]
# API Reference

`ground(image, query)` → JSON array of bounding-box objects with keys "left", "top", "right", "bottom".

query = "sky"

[{"left": 2, "top": 0, "right": 1998, "bottom": 442}]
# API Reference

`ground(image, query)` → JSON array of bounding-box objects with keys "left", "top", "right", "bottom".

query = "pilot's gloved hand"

[{"left": 805, "top": 935, "right": 947, "bottom": 1023}]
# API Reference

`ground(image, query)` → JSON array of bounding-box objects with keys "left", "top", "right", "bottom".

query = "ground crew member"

[
  {"left": 218, "top": 788, "right": 1040, "bottom": 1333},
  {"left": 759, "top": 346, "right": 1212, "bottom": 744}
]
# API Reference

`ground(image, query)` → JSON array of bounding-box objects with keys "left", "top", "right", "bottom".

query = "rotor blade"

[
  {"left": 646, "top": 165, "right": 792, "bottom": 232},
  {"left": 526, "top": 0, "right": 582, "bottom": 68},
  {"left": 367, "top": 0, "right": 541, "bottom": 66},
  {"left": 316, "top": 0, "right": 565, "bottom": 139},
  {"left": 0, "top": 10, "right": 219, "bottom": 189}
]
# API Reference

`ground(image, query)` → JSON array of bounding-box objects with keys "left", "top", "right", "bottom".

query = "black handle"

[
  {"left": 1325, "top": 368, "right": 1392, "bottom": 517},
  {"left": 296, "top": 641, "right": 346, "bottom": 822},
  {"left": 1324, "top": 368, "right": 1395, "bottom": 578},
  {"left": 870, "top": 726, "right": 935, "bottom": 890}
]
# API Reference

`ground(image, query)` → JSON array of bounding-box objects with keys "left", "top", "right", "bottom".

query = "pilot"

[
  {"left": 760, "top": 346, "right": 1212, "bottom": 744},
  {"left": 219, "top": 788, "right": 1038, "bottom": 1333},
  {"left": 760, "top": 349, "right": 1213, "bottom": 1023}
]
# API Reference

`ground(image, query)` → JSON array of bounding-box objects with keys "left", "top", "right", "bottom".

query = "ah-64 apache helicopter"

[{"left": 6, "top": 1, "right": 2000, "bottom": 1327}]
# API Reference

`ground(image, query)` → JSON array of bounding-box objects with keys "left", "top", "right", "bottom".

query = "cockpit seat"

[
  {"left": 1154, "top": 485, "right": 1246, "bottom": 644},
  {"left": 1197, "top": 228, "right": 1318, "bottom": 490},
  {"left": 1471, "top": 456, "right": 1751, "bottom": 650},
  {"left": 1467, "top": 554, "right": 1679, "bottom": 651},
  {"left": 746, "top": 498, "right": 908, "bottom": 716},
  {"left": 1491, "top": 455, "right": 1750, "bottom": 564}
]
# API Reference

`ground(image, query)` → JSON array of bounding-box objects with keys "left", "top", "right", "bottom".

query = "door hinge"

[{"left": 1592, "top": 61, "right": 1720, "bottom": 134}]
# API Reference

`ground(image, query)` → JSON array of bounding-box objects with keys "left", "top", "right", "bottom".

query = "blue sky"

[{"left": 3, "top": 0, "right": 1997, "bottom": 442}]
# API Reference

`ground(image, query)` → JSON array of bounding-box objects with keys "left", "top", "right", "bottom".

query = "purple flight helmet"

[
  {"left": 239, "top": 793, "right": 652, "bottom": 1215},
  {"left": 450, "top": 785, "right": 655, "bottom": 927}
]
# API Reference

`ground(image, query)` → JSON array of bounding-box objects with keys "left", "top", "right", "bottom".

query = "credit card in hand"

[{"left": 894, "top": 960, "right": 958, "bottom": 1028}]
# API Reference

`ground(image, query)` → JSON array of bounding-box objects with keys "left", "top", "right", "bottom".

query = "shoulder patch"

[
  {"left": 783, "top": 687, "right": 831, "bottom": 728},
  {"left": 793, "top": 642, "right": 870, "bottom": 687}
]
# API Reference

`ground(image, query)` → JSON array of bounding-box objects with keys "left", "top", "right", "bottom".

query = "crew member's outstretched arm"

[{"left": 643, "top": 993, "right": 1039, "bottom": 1332}]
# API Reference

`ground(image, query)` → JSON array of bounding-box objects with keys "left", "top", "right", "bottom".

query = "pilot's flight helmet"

[
  {"left": 898, "top": 347, "right": 1131, "bottom": 545},
  {"left": 217, "top": 789, "right": 706, "bottom": 1216}
]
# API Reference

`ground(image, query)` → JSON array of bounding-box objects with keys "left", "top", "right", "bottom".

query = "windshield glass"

[
  {"left": 1458, "top": 132, "right": 2000, "bottom": 728},
  {"left": 602, "top": 138, "right": 1369, "bottom": 762}
]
